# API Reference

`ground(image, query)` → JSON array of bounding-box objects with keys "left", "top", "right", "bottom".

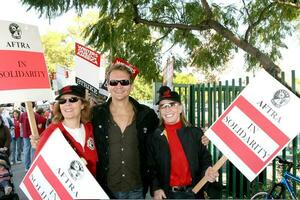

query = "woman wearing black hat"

[
  {"left": 33, "top": 85, "right": 98, "bottom": 176},
  {"left": 147, "top": 86, "right": 219, "bottom": 199}
]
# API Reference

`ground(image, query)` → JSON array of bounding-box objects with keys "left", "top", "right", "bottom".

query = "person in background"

[
  {"left": 35, "top": 108, "right": 47, "bottom": 135},
  {"left": 0, "top": 108, "right": 13, "bottom": 131},
  {"left": 0, "top": 116, "right": 10, "bottom": 157},
  {"left": 0, "top": 159, "right": 12, "bottom": 195},
  {"left": 10, "top": 110, "right": 22, "bottom": 165},
  {"left": 147, "top": 86, "right": 219, "bottom": 199},
  {"left": 33, "top": 85, "right": 98, "bottom": 176},
  {"left": 19, "top": 102, "right": 39, "bottom": 172},
  {"left": 92, "top": 63, "right": 159, "bottom": 199},
  {"left": 45, "top": 101, "right": 56, "bottom": 128}
]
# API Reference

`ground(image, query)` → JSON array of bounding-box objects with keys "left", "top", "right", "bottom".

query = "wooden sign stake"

[{"left": 192, "top": 155, "right": 228, "bottom": 193}]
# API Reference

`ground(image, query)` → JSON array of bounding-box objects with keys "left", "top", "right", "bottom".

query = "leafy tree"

[
  {"left": 41, "top": 32, "right": 74, "bottom": 72},
  {"left": 21, "top": 0, "right": 300, "bottom": 80},
  {"left": 131, "top": 76, "right": 153, "bottom": 101},
  {"left": 174, "top": 73, "right": 198, "bottom": 84}
]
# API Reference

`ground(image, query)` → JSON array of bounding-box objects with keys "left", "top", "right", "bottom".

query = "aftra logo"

[
  {"left": 68, "top": 160, "right": 84, "bottom": 181},
  {"left": 271, "top": 89, "right": 290, "bottom": 108},
  {"left": 9, "top": 23, "right": 22, "bottom": 39}
]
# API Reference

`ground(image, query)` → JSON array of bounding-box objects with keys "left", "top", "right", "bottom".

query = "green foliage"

[
  {"left": 82, "top": 10, "right": 161, "bottom": 82},
  {"left": 173, "top": 73, "right": 198, "bottom": 84},
  {"left": 21, "top": 0, "right": 300, "bottom": 80},
  {"left": 130, "top": 76, "right": 152, "bottom": 101},
  {"left": 41, "top": 32, "right": 74, "bottom": 72}
]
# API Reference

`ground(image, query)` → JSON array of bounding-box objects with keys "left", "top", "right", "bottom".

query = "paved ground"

[{"left": 11, "top": 162, "right": 28, "bottom": 200}]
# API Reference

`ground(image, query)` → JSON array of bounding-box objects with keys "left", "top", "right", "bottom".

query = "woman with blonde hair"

[
  {"left": 34, "top": 85, "right": 98, "bottom": 176},
  {"left": 147, "top": 86, "right": 219, "bottom": 199}
]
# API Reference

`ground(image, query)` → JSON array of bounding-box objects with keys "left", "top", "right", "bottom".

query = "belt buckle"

[{"left": 171, "top": 186, "right": 183, "bottom": 192}]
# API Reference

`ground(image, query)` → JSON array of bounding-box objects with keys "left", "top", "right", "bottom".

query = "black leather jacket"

[
  {"left": 91, "top": 97, "right": 159, "bottom": 197},
  {"left": 147, "top": 125, "right": 212, "bottom": 196}
]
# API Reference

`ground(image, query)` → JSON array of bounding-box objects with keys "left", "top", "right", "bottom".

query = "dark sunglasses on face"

[
  {"left": 109, "top": 79, "right": 130, "bottom": 86},
  {"left": 159, "top": 102, "right": 178, "bottom": 110},
  {"left": 57, "top": 97, "right": 81, "bottom": 105}
]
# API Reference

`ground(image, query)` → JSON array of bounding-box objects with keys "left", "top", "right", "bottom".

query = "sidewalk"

[{"left": 11, "top": 162, "right": 28, "bottom": 200}]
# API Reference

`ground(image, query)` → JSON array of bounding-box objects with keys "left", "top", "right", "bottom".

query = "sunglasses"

[
  {"left": 159, "top": 102, "right": 178, "bottom": 110},
  {"left": 109, "top": 80, "right": 130, "bottom": 86},
  {"left": 57, "top": 97, "right": 81, "bottom": 105}
]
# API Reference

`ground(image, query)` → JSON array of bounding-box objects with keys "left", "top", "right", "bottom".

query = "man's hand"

[{"left": 154, "top": 189, "right": 166, "bottom": 200}]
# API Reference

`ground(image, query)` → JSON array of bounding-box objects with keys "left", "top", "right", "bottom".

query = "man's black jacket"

[{"left": 91, "top": 97, "right": 159, "bottom": 198}]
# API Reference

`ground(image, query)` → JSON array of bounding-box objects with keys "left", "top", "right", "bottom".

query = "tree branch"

[
  {"left": 132, "top": 2, "right": 282, "bottom": 75},
  {"left": 244, "top": 2, "right": 276, "bottom": 41},
  {"left": 200, "top": 0, "right": 213, "bottom": 18},
  {"left": 276, "top": 0, "right": 300, "bottom": 9},
  {"left": 208, "top": 19, "right": 281, "bottom": 74},
  {"left": 133, "top": 4, "right": 210, "bottom": 31}
]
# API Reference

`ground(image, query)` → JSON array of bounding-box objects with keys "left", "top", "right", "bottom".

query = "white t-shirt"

[{"left": 63, "top": 124, "right": 86, "bottom": 148}]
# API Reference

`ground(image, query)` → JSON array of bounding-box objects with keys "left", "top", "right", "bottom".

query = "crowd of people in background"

[{"left": 0, "top": 103, "right": 50, "bottom": 170}]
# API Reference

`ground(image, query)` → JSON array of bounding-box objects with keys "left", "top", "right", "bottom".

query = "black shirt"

[{"left": 107, "top": 116, "right": 142, "bottom": 192}]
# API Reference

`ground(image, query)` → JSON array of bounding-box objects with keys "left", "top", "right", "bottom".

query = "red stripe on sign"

[
  {"left": 23, "top": 169, "right": 42, "bottom": 199},
  {"left": 211, "top": 95, "right": 289, "bottom": 174},
  {"left": 236, "top": 96, "right": 289, "bottom": 146},
  {"left": 212, "top": 120, "right": 263, "bottom": 173},
  {"left": 0, "top": 50, "right": 50, "bottom": 90},
  {"left": 23, "top": 155, "right": 47, "bottom": 200},
  {"left": 75, "top": 43, "right": 100, "bottom": 67},
  {"left": 23, "top": 156, "right": 73, "bottom": 200}
]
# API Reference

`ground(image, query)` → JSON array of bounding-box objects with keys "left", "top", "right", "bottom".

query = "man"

[{"left": 92, "top": 63, "right": 159, "bottom": 199}]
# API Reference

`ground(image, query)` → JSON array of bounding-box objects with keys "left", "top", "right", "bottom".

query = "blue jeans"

[
  {"left": 23, "top": 138, "right": 35, "bottom": 171},
  {"left": 113, "top": 187, "right": 143, "bottom": 199},
  {"left": 10, "top": 137, "right": 22, "bottom": 163}
]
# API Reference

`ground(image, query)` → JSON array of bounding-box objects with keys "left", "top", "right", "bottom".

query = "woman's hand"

[
  {"left": 81, "top": 157, "right": 87, "bottom": 165},
  {"left": 154, "top": 189, "right": 166, "bottom": 200},
  {"left": 205, "top": 166, "right": 219, "bottom": 183},
  {"left": 201, "top": 135, "right": 209, "bottom": 146},
  {"left": 30, "top": 135, "right": 40, "bottom": 149}
]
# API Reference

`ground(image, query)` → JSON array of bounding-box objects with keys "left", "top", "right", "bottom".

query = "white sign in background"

[
  {"left": 20, "top": 128, "right": 109, "bottom": 199},
  {"left": 74, "top": 43, "right": 102, "bottom": 95},
  {"left": 206, "top": 69, "right": 300, "bottom": 181},
  {"left": 0, "top": 20, "right": 52, "bottom": 103}
]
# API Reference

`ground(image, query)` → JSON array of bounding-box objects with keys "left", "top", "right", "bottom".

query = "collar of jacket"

[
  {"left": 103, "top": 96, "right": 152, "bottom": 123},
  {"left": 158, "top": 123, "right": 188, "bottom": 136}
]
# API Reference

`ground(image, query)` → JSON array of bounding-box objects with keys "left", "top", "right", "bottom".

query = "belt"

[{"left": 170, "top": 186, "right": 192, "bottom": 192}]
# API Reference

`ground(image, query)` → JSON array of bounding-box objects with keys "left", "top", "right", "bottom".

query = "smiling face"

[
  {"left": 107, "top": 69, "right": 133, "bottom": 101},
  {"left": 159, "top": 99, "right": 182, "bottom": 125},
  {"left": 58, "top": 94, "right": 84, "bottom": 121}
]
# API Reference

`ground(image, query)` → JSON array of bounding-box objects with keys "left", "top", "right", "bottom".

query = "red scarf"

[{"left": 165, "top": 122, "right": 192, "bottom": 186}]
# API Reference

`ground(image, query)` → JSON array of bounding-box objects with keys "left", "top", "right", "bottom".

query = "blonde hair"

[
  {"left": 52, "top": 98, "right": 91, "bottom": 123},
  {"left": 106, "top": 63, "right": 135, "bottom": 83}
]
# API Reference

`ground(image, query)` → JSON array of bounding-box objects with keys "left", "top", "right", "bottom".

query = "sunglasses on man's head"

[
  {"left": 109, "top": 79, "right": 130, "bottom": 86},
  {"left": 57, "top": 97, "right": 81, "bottom": 105}
]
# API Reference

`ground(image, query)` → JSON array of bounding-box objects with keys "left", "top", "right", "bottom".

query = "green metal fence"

[{"left": 154, "top": 70, "right": 299, "bottom": 199}]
